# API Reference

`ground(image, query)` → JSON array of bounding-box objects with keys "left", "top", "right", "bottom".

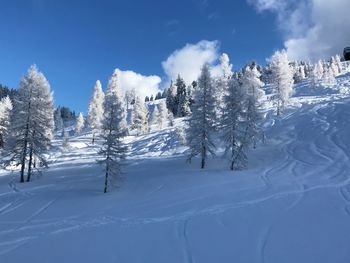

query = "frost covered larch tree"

[
  {"left": 62, "top": 128, "right": 70, "bottom": 150},
  {"left": 335, "top": 55, "right": 342, "bottom": 73},
  {"left": 6, "top": 65, "right": 54, "bottom": 183},
  {"left": 311, "top": 60, "right": 324, "bottom": 87},
  {"left": 270, "top": 50, "right": 294, "bottom": 116},
  {"left": 88, "top": 80, "right": 105, "bottom": 143},
  {"left": 99, "top": 69, "right": 127, "bottom": 193},
  {"left": 221, "top": 74, "right": 246, "bottom": 170},
  {"left": 330, "top": 56, "right": 341, "bottom": 75},
  {"left": 241, "top": 66, "right": 265, "bottom": 150},
  {"left": 132, "top": 96, "right": 149, "bottom": 135},
  {"left": 157, "top": 100, "right": 169, "bottom": 129},
  {"left": 294, "top": 65, "right": 306, "bottom": 83},
  {"left": 75, "top": 112, "right": 85, "bottom": 135},
  {"left": 187, "top": 64, "right": 216, "bottom": 169},
  {"left": 220, "top": 53, "right": 233, "bottom": 79},
  {"left": 150, "top": 105, "right": 159, "bottom": 130},
  {"left": 323, "top": 67, "right": 336, "bottom": 86},
  {"left": 215, "top": 53, "right": 233, "bottom": 119},
  {"left": 125, "top": 88, "right": 136, "bottom": 112},
  {"left": 0, "top": 96, "right": 13, "bottom": 148}
]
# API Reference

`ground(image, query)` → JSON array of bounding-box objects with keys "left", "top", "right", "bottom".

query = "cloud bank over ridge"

[{"left": 248, "top": 0, "right": 350, "bottom": 61}]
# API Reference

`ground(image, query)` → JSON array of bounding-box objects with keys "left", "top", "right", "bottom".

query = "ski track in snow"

[
  {"left": 2, "top": 174, "right": 349, "bottom": 241},
  {"left": 181, "top": 219, "right": 193, "bottom": 263},
  {"left": 259, "top": 225, "right": 272, "bottom": 263}
]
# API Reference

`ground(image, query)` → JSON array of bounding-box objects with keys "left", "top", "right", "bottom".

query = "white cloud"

[
  {"left": 161, "top": 40, "right": 221, "bottom": 85},
  {"left": 248, "top": 0, "right": 350, "bottom": 61},
  {"left": 247, "top": 0, "right": 285, "bottom": 12},
  {"left": 115, "top": 69, "right": 161, "bottom": 99},
  {"left": 114, "top": 40, "right": 224, "bottom": 98}
]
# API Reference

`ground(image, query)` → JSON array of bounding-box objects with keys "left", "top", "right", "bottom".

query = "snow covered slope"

[{"left": 2, "top": 72, "right": 350, "bottom": 262}]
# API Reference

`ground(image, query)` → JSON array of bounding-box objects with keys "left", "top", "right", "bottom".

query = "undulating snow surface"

[{"left": 2, "top": 72, "right": 350, "bottom": 262}]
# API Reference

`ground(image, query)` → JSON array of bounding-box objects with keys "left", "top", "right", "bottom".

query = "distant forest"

[{"left": 0, "top": 83, "right": 76, "bottom": 122}]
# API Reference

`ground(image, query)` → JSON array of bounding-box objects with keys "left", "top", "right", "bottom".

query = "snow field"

[{"left": 1, "top": 71, "right": 350, "bottom": 262}]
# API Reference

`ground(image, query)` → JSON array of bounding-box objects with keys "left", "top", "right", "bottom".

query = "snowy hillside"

[{"left": 2, "top": 71, "right": 350, "bottom": 262}]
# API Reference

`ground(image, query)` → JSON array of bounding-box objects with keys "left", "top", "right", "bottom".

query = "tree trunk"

[
  {"left": 19, "top": 155, "right": 26, "bottom": 183},
  {"left": 230, "top": 147, "right": 235, "bottom": 171},
  {"left": 201, "top": 157, "right": 205, "bottom": 169},
  {"left": 20, "top": 87, "right": 32, "bottom": 183},
  {"left": 0, "top": 133, "right": 3, "bottom": 148},
  {"left": 104, "top": 163, "right": 109, "bottom": 193},
  {"left": 20, "top": 124, "right": 30, "bottom": 183},
  {"left": 201, "top": 145, "right": 206, "bottom": 169},
  {"left": 27, "top": 143, "right": 34, "bottom": 182}
]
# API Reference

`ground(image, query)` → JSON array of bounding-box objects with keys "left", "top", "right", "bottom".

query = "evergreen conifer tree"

[
  {"left": 88, "top": 80, "right": 105, "bottom": 143},
  {"left": 132, "top": 96, "right": 149, "bottom": 135},
  {"left": 99, "top": 70, "right": 127, "bottom": 193},
  {"left": 6, "top": 65, "right": 54, "bottom": 182},
  {"left": 187, "top": 64, "right": 216, "bottom": 168},
  {"left": 0, "top": 96, "right": 13, "bottom": 148},
  {"left": 269, "top": 50, "right": 294, "bottom": 116},
  {"left": 75, "top": 112, "right": 85, "bottom": 135}
]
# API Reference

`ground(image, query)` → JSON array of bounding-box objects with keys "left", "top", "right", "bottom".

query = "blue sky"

[{"left": 0, "top": 0, "right": 285, "bottom": 113}]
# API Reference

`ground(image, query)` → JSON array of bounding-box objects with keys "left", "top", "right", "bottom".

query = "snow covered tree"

[
  {"left": 168, "top": 110, "right": 174, "bottom": 127},
  {"left": 132, "top": 96, "right": 149, "bottom": 135},
  {"left": 304, "top": 62, "right": 313, "bottom": 78},
  {"left": 241, "top": 66, "right": 265, "bottom": 149},
  {"left": 188, "top": 81, "right": 196, "bottom": 97},
  {"left": 335, "top": 55, "right": 342, "bottom": 73},
  {"left": 161, "top": 88, "right": 168, "bottom": 99},
  {"left": 61, "top": 128, "right": 70, "bottom": 150},
  {"left": 221, "top": 75, "right": 246, "bottom": 170},
  {"left": 311, "top": 60, "right": 324, "bottom": 87},
  {"left": 155, "top": 92, "right": 162, "bottom": 100},
  {"left": 316, "top": 60, "right": 324, "bottom": 78},
  {"left": 6, "top": 65, "right": 54, "bottom": 183},
  {"left": 0, "top": 96, "right": 13, "bottom": 148},
  {"left": 220, "top": 53, "right": 233, "bottom": 79},
  {"left": 330, "top": 56, "right": 341, "bottom": 76},
  {"left": 175, "top": 75, "right": 191, "bottom": 117},
  {"left": 157, "top": 100, "right": 168, "bottom": 129},
  {"left": 88, "top": 80, "right": 105, "bottom": 143},
  {"left": 323, "top": 67, "right": 336, "bottom": 86},
  {"left": 54, "top": 108, "right": 64, "bottom": 132},
  {"left": 187, "top": 64, "right": 216, "bottom": 168},
  {"left": 177, "top": 92, "right": 191, "bottom": 117},
  {"left": 150, "top": 105, "right": 159, "bottom": 129},
  {"left": 99, "top": 69, "right": 127, "bottom": 193},
  {"left": 166, "top": 81, "right": 177, "bottom": 116},
  {"left": 60, "top": 106, "right": 76, "bottom": 122},
  {"left": 75, "top": 112, "right": 84, "bottom": 135},
  {"left": 215, "top": 53, "right": 233, "bottom": 119},
  {"left": 299, "top": 65, "right": 306, "bottom": 80},
  {"left": 269, "top": 50, "right": 294, "bottom": 116},
  {"left": 243, "top": 66, "right": 265, "bottom": 101},
  {"left": 125, "top": 88, "right": 136, "bottom": 111},
  {"left": 294, "top": 65, "right": 306, "bottom": 83}
]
